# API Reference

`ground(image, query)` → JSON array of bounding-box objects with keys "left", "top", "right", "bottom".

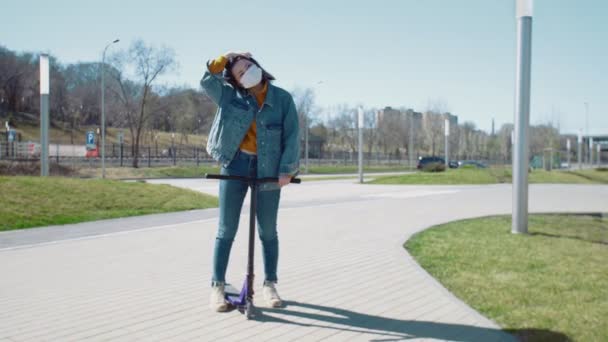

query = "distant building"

[
  {"left": 445, "top": 112, "right": 458, "bottom": 127},
  {"left": 377, "top": 106, "right": 401, "bottom": 124},
  {"left": 377, "top": 107, "right": 423, "bottom": 127}
]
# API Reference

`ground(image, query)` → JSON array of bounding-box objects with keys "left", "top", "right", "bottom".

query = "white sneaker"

[
  {"left": 210, "top": 284, "right": 229, "bottom": 312},
  {"left": 262, "top": 281, "right": 282, "bottom": 308}
]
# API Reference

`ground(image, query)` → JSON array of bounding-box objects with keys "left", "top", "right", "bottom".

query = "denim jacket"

[{"left": 201, "top": 63, "right": 300, "bottom": 179}]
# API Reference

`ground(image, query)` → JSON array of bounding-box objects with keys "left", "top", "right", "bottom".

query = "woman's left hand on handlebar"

[{"left": 278, "top": 175, "right": 292, "bottom": 188}]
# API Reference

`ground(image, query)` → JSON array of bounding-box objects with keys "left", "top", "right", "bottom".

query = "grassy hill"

[{"left": 2, "top": 111, "right": 207, "bottom": 147}]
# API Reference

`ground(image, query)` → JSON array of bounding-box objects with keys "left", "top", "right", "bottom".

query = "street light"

[
  {"left": 578, "top": 130, "right": 583, "bottom": 170},
  {"left": 584, "top": 102, "right": 589, "bottom": 164},
  {"left": 358, "top": 106, "right": 364, "bottom": 183},
  {"left": 444, "top": 118, "right": 450, "bottom": 169},
  {"left": 566, "top": 138, "right": 571, "bottom": 169},
  {"left": 101, "top": 39, "right": 120, "bottom": 178},
  {"left": 512, "top": 0, "right": 533, "bottom": 234},
  {"left": 171, "top": 132, "right": 176, "bottom": 166},
  {"left": 40, "top": 54, "right": 50, "bottom": 176},
  {"left": 589, "top": 137, "right": 594, "bottom": 165}
]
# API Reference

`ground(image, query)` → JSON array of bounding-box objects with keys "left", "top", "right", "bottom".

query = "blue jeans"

[{"left": 212, "top": 150, "right": 281, "bottom": 285}]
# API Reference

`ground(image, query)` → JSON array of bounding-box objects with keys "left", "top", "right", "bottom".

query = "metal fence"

[{"left": 1, "top": 133, "right": 604, "bottom": 174}]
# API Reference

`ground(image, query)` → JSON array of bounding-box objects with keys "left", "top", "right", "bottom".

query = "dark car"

[
  {"left": 448, "top": 160, "right": 459, "bottom": 169},
  {"left": 417, "top": 156, "right": 445, "bottom": 169},
  {"left": 458, "top": 160, "right": 488, "bottom": 168}
]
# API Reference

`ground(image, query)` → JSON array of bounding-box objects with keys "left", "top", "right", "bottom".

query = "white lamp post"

[
  {"left": 566, "top": 138, "right": 571, "bottom": 169},
  {"left": 101, "top": 39, "right": 120, "bottom": 178},
  {"left": 584, "top": 102, "right": 589, "bottom": 163},
  {"left": 512, "top": 0, "right": 533, "bottom": 234},
  {"left": 444, "top": 118, "right": 450, "bottom": 169},
  {"left": 589, "top": 137, "right": 594, "bottom": 166},
  {"left": 578, "top": 130, "right": 583, "bottom": 170},
  {"left": 40, "top": 54, "right": 50, "bottom": 177},
  {"left": 358, "top": 106, "right": 364, "bottom": 183}
]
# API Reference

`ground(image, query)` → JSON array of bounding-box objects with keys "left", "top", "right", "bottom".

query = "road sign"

[
  {"left": 86, "top": 131, "right": 96, "bottom": 150},
  {"left": 8, "top": 129, "right": 16, "bottom": 142}
]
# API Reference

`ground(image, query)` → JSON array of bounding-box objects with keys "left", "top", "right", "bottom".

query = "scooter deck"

[
  {"left": 224, "top": 280, "right": 249, "bottom": 307},
  {"left": 224, "top": 284, "right": 240, "bottom": 297}
]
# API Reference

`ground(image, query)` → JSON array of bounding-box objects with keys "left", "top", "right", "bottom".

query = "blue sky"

[{"left": 1, "top": 0, "right": 606, "bottom": 135}]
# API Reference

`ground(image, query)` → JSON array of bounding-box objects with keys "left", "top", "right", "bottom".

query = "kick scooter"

[{"left": 205, "top": 173, "right": 301, "bottom": 319}]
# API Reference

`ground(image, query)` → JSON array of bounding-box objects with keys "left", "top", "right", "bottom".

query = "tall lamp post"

[
  {"left": 358, "top": 106, "right": 364, "bottom": 183},
  {"left": 101, "top": 39, "right": 120, "bottom": 178},
  {"left": 304, "top": 111, "right": 309, "bottom": 173},
  {"left": 584, "top": 102, "right": 589, "bottom": 164},
  {"left": 444, "top": 118, "right": 450, "bottom": 169},
  {"left": 40, "top": 54, "right": 50, "bottom": 176},
  {"left": 512, "top": 0, "right": 533, "bottom": 234},
  {"left": 589, "top": 137, "right": 594, "bottom": 166},
  {"left": 578, "top": 130, "right": 583, "bottom": 170},
  {"left": 566, "top": 138, "right": 571, "bottom": 169}
]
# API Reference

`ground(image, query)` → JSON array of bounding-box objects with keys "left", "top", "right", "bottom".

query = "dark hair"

[{"left": 223, "top": 55, "right": 275, "bottom": 92}]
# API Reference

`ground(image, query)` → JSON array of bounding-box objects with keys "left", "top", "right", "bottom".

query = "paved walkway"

[{"left": 1, "top": 179, "right": 606, "bottom": 341}]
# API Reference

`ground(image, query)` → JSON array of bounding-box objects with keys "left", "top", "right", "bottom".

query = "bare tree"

[
  {"left": 363, "top": 109, "right": 378, "bottom": 154},
  {"left": 0, "top": 48, "right": 37, "bottom": 113},
  {"left": 458, "top": 121, "right": 477, "bottom": 159},
  {"left": 423, "top": 112, "right": 443, "bottom": 156},
  {"left": 530, "top": 123, "right": 560, "bottom": 157},
  {"left": 376, "top": 107, "right": 405, "bottom": 155},
  {"left": 108, "top": 39, "right": 176, "bottom": 167},
  {"left": 292, "top": 87, "right": 316, "bottom": 150},
  {"left": 498, "top": 123, "right": 514, "bottom": 163},
  {"left": 329, "top": 105, "right": 357, "bottom": 153}
]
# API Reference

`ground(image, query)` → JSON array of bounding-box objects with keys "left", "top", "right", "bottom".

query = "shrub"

[
  {"left": 0, "top": 161, "right": 76, "bottom": 176},
  {"left": 422, "top": 162, "right": 446, "bottom": 172}
]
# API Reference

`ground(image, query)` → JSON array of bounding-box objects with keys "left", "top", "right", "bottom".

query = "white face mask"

[{"left": 239, "top": 64, "right": 262, "bottom": 89}]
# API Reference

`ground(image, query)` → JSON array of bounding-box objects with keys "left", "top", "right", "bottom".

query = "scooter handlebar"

[{"left": 205, "top": 174, "right": 301, "bottom": 184}]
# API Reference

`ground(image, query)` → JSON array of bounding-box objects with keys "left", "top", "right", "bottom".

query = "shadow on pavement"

[{"left": 256, "top": 301, "right": 571, "bottom": 342}]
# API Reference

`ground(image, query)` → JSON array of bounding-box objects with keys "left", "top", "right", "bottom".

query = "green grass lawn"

[
  {"left": 569, "top": 168, "right": 608, "bottom": 183},
  {"left": 369, "top": 167, "right": 501, "bottom": 185},
  {"left": 370, "top": 167, "right": 608, "bottom": 185},
  {"left": 74, "top": 165, "right": 221, "bottom": 179},
  {"left": 306, "top": 165, "right": 412, "bottom": 174},
  {"left": 73, "top": 164, "right": 410, "bottom": 180},
  {"left": 0, "top": 176, "right": 218, "bottom": 231},
  {"left": 406, "top": 215, "right": 608, "bottom": 342}
]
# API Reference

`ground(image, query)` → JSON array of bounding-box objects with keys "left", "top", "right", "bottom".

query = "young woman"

[{"left": 201, "top": 52, "right": 300, "bottom": 312}]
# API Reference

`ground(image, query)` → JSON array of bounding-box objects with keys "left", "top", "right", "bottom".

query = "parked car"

[
  {"left": 458, "top": 160, "right": 488, "bottom": 168},
  {"left": 417, "top": 156, "right": 445, "bottom": 170},
  {"left": 448, "top": 160, "right": 459, "bottom": 169}
]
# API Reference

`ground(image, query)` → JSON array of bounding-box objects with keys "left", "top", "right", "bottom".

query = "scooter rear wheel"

[{"left": 245, "top": 301, "right": 254, "bottom": 319}]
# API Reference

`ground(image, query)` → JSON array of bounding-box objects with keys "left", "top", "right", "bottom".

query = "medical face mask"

[{"left": 239, "top": 64, "right": 262, "bottom": 89}]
